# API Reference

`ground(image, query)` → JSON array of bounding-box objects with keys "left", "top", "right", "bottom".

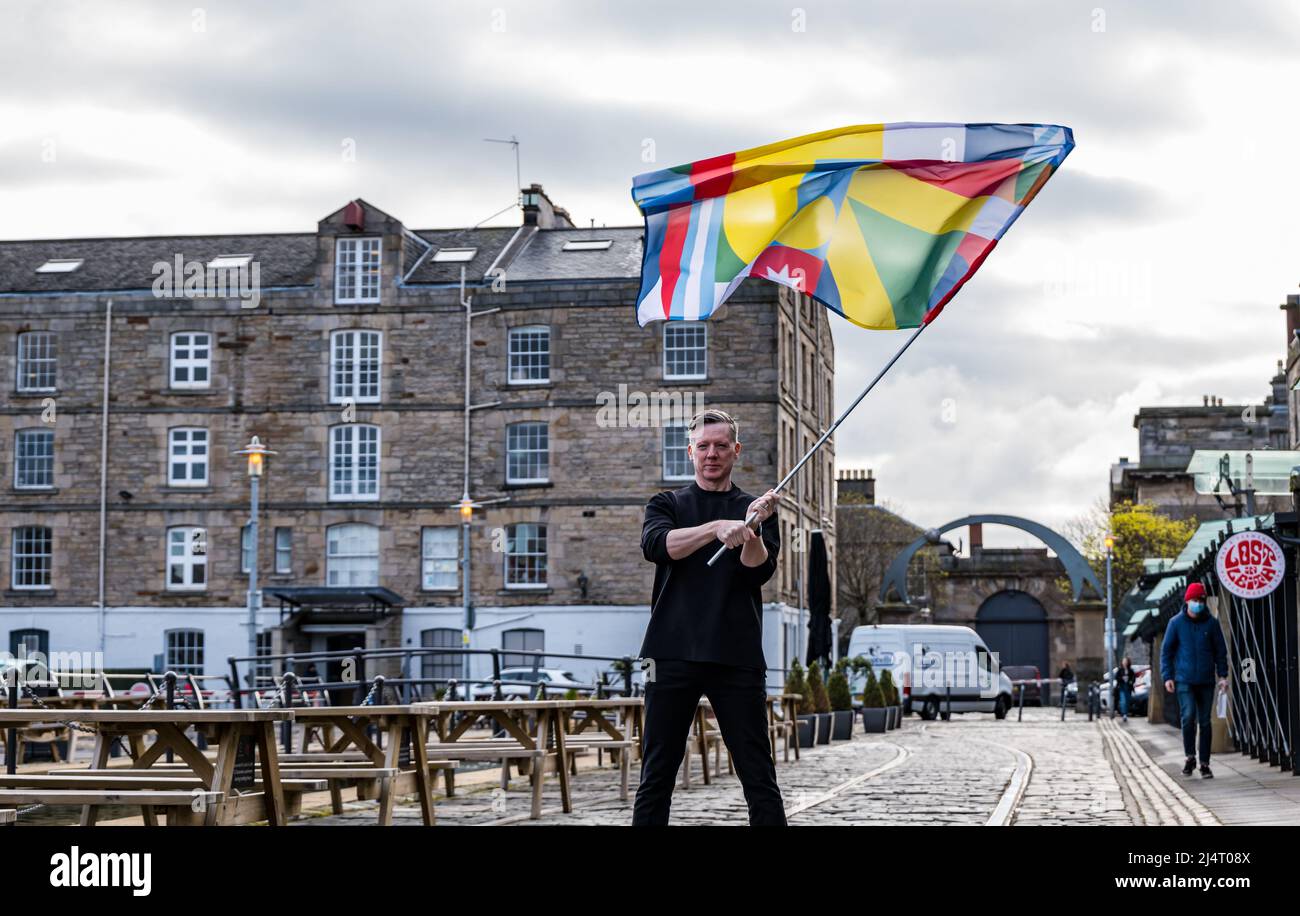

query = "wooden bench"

[
  {"left": 38, "top": 769, "right": 328, "bottom": 825},
  {"left": 11, "top": 722, "right": 75, "bottom": 764},
  {"left": 0, "top": 788, "right": 223, "bottom": 825}
]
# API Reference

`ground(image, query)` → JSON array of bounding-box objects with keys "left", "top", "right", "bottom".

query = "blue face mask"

[{"left": 1187, "top": 601, "right": 1206, "bottom": 616}]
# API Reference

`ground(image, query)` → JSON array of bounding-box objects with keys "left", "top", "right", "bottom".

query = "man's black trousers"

[{"left": 631, "top": 658, "right": 787, "bottom": 826}]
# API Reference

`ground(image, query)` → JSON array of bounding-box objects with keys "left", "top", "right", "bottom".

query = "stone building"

[
  {"left": 1110, "top": 304, "right": 1292, "bottom": 522},
  {"left": 0, "top": 188, "right": 835, "bottom": 688}
]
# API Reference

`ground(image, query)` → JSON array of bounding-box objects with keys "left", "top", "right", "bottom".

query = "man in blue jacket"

[{"left": 1160, "top": 582, "right": 1228, "bottom": 778}]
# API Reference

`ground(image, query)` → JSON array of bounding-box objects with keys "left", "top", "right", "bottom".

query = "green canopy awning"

[{"left": 1186, "top": 450, "right": 1300, "bottom": 496}]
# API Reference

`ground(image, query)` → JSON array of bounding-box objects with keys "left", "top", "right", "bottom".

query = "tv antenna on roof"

[{"left": 483, "top": 135, "right": 522, "bottom": 206}]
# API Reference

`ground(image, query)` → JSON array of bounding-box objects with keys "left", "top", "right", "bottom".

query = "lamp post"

[
  {"left": 458, "top": 494, "right": 477, "bottom": 699},
  {"left": 1104, "top": 533, "right": 1115, "bottom": 718},
  {"left": 236, "top": 436, "right": 276, "bottom": 684}
]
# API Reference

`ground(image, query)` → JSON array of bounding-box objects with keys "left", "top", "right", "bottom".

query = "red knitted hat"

[{"left": 1184, "top": 582, "right": 1207, "bottom": 602}]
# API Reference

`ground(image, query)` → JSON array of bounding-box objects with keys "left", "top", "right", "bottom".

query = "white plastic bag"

[{"left": 1215, "top": 683, "right": 1229, "bottom": 719}]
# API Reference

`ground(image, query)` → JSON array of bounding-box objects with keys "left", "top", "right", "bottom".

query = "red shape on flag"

[
  {"left": 749, "top": 244, "right": 825, "bottom": 297},
  {"left": 887, "top": 157, "right": 1024, "bottom": 199}
]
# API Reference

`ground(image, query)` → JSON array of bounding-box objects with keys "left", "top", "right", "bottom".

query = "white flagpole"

[{"left": 707, "top": 319, "right": 932, "bottom": 567}]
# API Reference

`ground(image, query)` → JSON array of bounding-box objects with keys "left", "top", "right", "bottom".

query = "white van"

[{"left": 845, "top": 624, "right": 1014, "bottom": 720}]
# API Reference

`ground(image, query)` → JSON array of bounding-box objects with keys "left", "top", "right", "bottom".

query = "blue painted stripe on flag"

[
  {"left": 698, "top": 193, "right": 725, "bottom": 319},
  {"left": 637, "top": 209, "right": 668, "bottom": 309},
  {"left": 669, "top": 201, "right": 703, "bottom": 319}
]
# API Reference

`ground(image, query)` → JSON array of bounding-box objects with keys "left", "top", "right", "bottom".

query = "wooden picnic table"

[
  {"left": 414, "top": 699, "right": 578, "bottom": 819},
  {"left": 0, "top": 709, "right": 292, "bottom": 826},
  {"left": 287, "top": 706, "right": 448, "bottom": 825}
]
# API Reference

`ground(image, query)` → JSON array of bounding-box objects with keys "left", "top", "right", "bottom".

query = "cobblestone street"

[{"left": 298, "top": 707, "right": 1216, "bottom": 827}]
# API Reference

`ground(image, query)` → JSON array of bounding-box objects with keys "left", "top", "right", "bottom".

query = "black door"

[{"left": 976, "top": 590, "right": 1050, "bottom": 679}]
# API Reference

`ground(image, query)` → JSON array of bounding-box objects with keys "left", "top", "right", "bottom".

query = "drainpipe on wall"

[{"left": 96, "top": 298, "right": 113, "bottom": 656}]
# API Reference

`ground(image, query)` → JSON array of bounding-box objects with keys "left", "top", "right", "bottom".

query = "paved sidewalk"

[{"left": 1130, "top": 719, "right": 1300, "bottom": 825}]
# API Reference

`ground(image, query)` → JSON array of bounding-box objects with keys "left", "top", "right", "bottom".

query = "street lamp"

[
  {"left": 1104, "top": 533, "right": 1115, "bottom": 718},
  {"left": 235, "top": 436, "right": 277, "bottom": 683},
  {"left": 456, "top": 494, "right": 479, "bottom": 699}
]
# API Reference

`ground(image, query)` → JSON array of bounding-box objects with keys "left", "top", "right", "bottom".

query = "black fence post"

[
  {"left": 942, "top": 684, "right": 951, "bottom": 721},
  {"left": 1017, "top": 682, "right": 1025, "bottom": 722},
  {"left": 163, "top": 671, "right": 177, "bottom": 762},
  {"left": 282, "top": 671, "right": 298, "bottom": 754},
  {"left": 228, "top": 656, "right": 242, "bottom": 709},
  {"left": 6, "top": 667, "right": 18, "bottom": 775}
]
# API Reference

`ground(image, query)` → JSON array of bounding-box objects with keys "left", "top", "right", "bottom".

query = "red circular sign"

[{"left": 1215, "top": 530, "right": 1285, "bottom": 599}]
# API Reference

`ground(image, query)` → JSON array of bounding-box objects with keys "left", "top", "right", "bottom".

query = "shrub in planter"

[
  {"left": 860, "top": 669, "right": 888, "bottom": 733},
  {"left": 827, "top": 667, "right": 854, "bottom": 740},
  {"left": 807, "top": 661, "right": 833, "bottom": 744},
  {"left": 879, "top": 669, "right": 900, "bottom": 728},
  {"left": 785, "top": 661, "right": 817, "bottom": 748}
]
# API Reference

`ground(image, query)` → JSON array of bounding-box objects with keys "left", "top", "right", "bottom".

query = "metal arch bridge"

[{"left": 878, "top": 514, "right": 1103, "bottom": 605}]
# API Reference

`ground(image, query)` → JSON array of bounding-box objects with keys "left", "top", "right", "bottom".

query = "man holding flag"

[
  {"left": 635, "top": 408, "right": 784, "bottom": 826},
  {"left": 627, "top": 121, "right": 1073, "bottom": 824}
]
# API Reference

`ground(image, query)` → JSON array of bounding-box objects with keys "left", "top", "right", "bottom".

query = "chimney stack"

[
  {"left": 1282, "top": 293, "right": 1300, "bottom": 344},
  {"left": 836, "top": 468, "right": 876, "bottom": 505},
  {"left": 970, "top": 522, "right": 984, "bottom": 552},
  {"left": 521, "top": 183, "right": 575, "bottom": 229}
]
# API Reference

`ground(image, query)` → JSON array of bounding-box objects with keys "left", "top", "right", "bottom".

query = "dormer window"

[
  {"left": 432, "top": 247, "right": 477, "bottom": 263},
  {"left": 562, "top": 239, "right": 612, "bottom": 251},
  {"left": 335, "top": 238, "right": 382, "bottom": 304},
  {"left": 35, "top": 259, "right": 83, "bottom": 274}
]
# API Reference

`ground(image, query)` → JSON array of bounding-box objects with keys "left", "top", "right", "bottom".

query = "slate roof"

[
  {"left": 501, "top": 227, "right": 644, "bottom": 282},
  {"left": 0, "top": 233, "right": 319, "bottom": 294},
  {"left": 0, "top": 214, "right": 646, "bottom": 294}
]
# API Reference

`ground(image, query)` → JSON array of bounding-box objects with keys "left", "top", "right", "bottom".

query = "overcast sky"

[{"left": 3, "top": 0, "right": 1297, "bottom": 547}]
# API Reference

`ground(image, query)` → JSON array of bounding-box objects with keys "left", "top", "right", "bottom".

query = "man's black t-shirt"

[{"left": 638, "top": 481, "right": 780, "bottom": 670}]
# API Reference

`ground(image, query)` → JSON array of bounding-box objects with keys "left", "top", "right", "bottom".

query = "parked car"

[
  {"left": 846, "top": 624, "right": 1015, "bottom": 720},
  {"left": 596, "top": 665, "right": 647, "bottom": 695},
  {"left": 1098, "top": 665, "right": 1150, "bottom": 714},
  {"left": 468, "top": 667, "right": 587, "bottom": 700},
  {"left": 1002, "top": 665, "right": 1044, "bottom": 706}
]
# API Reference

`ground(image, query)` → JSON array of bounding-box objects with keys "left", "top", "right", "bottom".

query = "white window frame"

[
  {"left": 504, "top": 523, "right": 547, "bottom": 589},
  {"left": 166, "top": 526, "right": 207, "bottom": 592},
  {"left": 330, "top": 329, "right": 382, "bottom": 404},
  {"left": 274, "top": 527, "right": 292, "bottom": 575},
  {"left": 431, "top": 248, "right": 477, "bottom": 262},
  {"left": 422, "top": 527, "right": 459, "bottom": 591},
  {"left": 16, "top": 331, "right": 57, "bottom": 393},
  {"left": 506, "top": 422, "right": 549, "bottom": 485},
  {"left": 662, "top": 422, "right": 694, "bottom": 481},
  {"left": 164, "top": 629, "right": 205, "bottom": 676},
  {"left": 326, "top": 523, "right": 379, "bottom": 587},
  {"left": 11, "top": 526, "right": 53, "bottom": 590},
  {"left": 170, "top": 331, "right": 212, "bottom": 390},
  {"left": 329, "top": 424, "right": 381, "bottom": 501},
  {"left": 14, "top": 428, "right": 54, "bottom": 490},
  {"left": 663, "top": 323, "right": 707, "bottom": 380},
  {"left": 508, "top": 326, "right": 550, "bottom": 385},
  {"left": 334, "top": 237, "right": 382, "bottom": 304},
  {"left": 168, "top": 427, "right": 210, "bottom": 487}
]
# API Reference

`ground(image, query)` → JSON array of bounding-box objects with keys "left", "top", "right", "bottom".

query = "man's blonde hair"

[{"left": 687, "top": 408, "right": 739, "bottom": 444}]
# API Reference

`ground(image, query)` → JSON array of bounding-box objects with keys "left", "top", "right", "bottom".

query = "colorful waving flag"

[{"left": 631, "top": 122, "right": 1073, "bottom": 329}]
